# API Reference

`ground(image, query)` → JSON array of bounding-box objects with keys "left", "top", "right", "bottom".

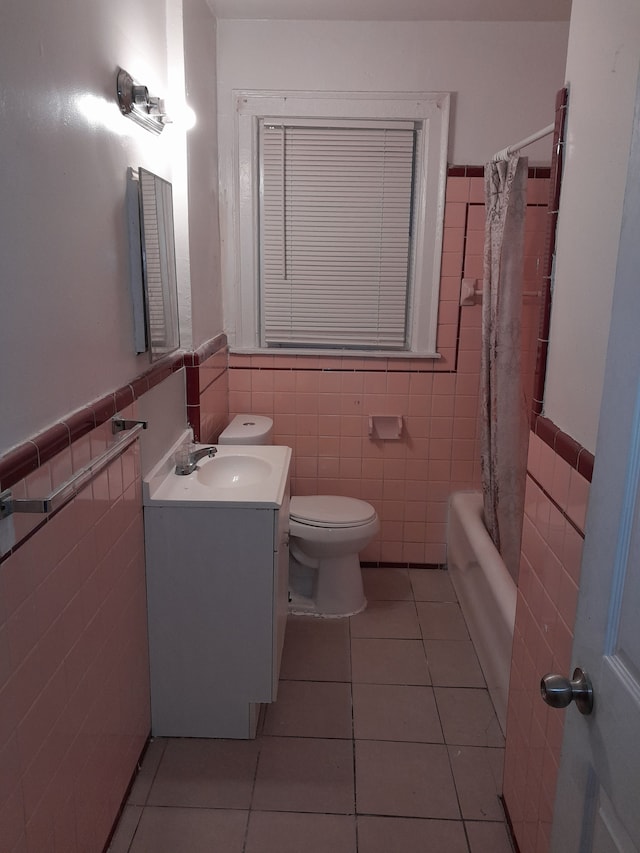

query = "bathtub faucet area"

[{"left": 175, "top": 445, "right": 217, "bottom": 475}]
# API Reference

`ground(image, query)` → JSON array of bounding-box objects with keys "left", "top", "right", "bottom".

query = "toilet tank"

[{"left": 219, "top": 414, "right": 273, "bottom": 445}]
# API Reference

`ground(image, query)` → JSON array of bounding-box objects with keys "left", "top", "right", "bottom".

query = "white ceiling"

[{"left": 207, "top": 0, "right": 572, "bottom": 22}]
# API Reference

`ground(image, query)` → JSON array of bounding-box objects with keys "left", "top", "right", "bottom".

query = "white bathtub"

[{"left": 446, "top": 492, "right": 517, "bottom": 735}]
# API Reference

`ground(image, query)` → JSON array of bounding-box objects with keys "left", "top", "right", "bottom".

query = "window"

[{"left": 228, "top": 91, "right": 450, "bottom": 357}]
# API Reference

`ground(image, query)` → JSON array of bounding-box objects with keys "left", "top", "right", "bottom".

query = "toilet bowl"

[
  {"left": 289, "top": 495, "right": 379, "bottom": 616},
  {"left": 219, "top": 415, "right": 379, "bottom": 617}
]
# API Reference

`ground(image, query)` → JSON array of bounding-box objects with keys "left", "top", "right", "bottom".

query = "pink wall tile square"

[
  {"left": 456, "top": 349, "right": 480, "bottom": 375},
  {"left": 424, "top": 543, "right": 446, "bottom": 564},
  {"left": 317, "top": 394, "right": 340, "bottom": 415},
  {"left": 436, "top": 327, "right": 458, "bottom": 350},
  {"left": 273, "top": 392, "right": 297, "bottom": 415},
  {"left": 363, "top": 373, "right": 386, "bottom": 395},
  {"left": 312, "top": 370, "right": 339, "bottom": 395},
  {"left": 295, "top": 371, "right": 319, "bottom": 394},
  {"left": 228, "top": 369, "right": 251, "bottom": 392},
  {"left": 551, "top": 616, "right": 574, "bottom": 675},
  {"left": 466, "top": 204, "right": 485, "bottom": 230},
  {"left": 341, "top": 372, "right": 364, "bottom": 394},
  {"left": 339, "top": 458, "right": 362, "bottom": 479},
  {"left": 560, "top": 525, "right": 584, "bottom": 585},
  {"left": 442, "top": 227, "right": 465, "bottom": 255},
  {"left": 525, "top": 208, "right": 547, "bottom": 233},
  {"left": 360, "top": 479, "right": 383, "bottom": 501},
  {"left": 385, "top": 372, "right": 410, "bottom": 395},
  {"left": 403, "top": 542, "right": 426, "bottom": 563},
  {"left": 432, "top": 374, "right": 456, "bottom": 396},
  {"left": 567, "top": 470, "right": 590, "bottom": 533},
  {"left": 445, "top": 177, "right": 470, "bottom": 203},
  {"left": 318, "top": 457, "right": 340, "bottom": 478},
  {"left": 295, "top": 394, "right": 319, "bottom": 415},
  {"left": 444, "top": 202, "right": 467, "bottom": 228},
  {"left": 296, "top": 457, "right": 318, "bottom": 478},
  {"left": 450, "top": 460, "right": 476, "bottom": 483},
  {"left": 250, "top": 391, "right": 275, "bottom": 413},
  {"left": 250, "top": 355, "right": 275, "bottom": 368},
  {"left": 468, "top": 178, "right": 485, "bottom": 204},
  {"left": 251, "top": 370, "right": 275, "bottom": 393},
  {"left": 440, "top": 252, "right": 463, "bottom": 278},
  {"left": 272, "top": 370, "right": 295, "bottom": 392},
  {"left": 339, "top": 437, "right": 361, "bottom": 458},
  {"left": 297, "top": 436, "right": 319, "bottom": 457},
  {"left": 362, "top": 457, "right": 384, "bottom": 480},
  {"left": 296, "top": 415, "right": 318, "bottom": 435},
  {"left": 439, "top": 276, "right": 462, "bottom": 303},
  {"left": 462, "top": 254, "right": 483, "bottom": 279},
  {"left": 318, "top": 435, "right": 340, "bottom": 457},
  {"left": 341, "top": 416, "right": 364, "bottom": 437},
  {"left": 229, "top": 390, "right": 252, "bottom": 412},
  {"left": 437, "top": 301, "right": 460, "bottom": 327},
  {"left": 458, "top": 325, "right": 482, "bottom": 353},
  {"left": 557, "top": 570, "right": 579, "bottom": 633},
  {"left": 340, "top": 395, "right": 362, "bottom": 415},
  {"left": 318, "top": 415, "right": 341, "bottom": 436},
  {"left": 404, "top": 501, "right": 427, "bottom": 523},
  {"left": 464, "top": 228, "right": 484, "bottom": 256},
  {"left": 382, "top": 480, "right": 406, "bottom": 502},
  {"left": 428, "top": 460, "right": 451, "bottom": 481},
  {"left": 451, "top": 417, "right": 477, "bottom": 441},
  {"left": 455, "top": 373, "right": 480, "bottom": 397}
]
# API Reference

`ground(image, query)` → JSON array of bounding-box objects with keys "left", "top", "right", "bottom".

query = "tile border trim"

[
  {"left": 0, "top": 334, "right": 228, "bottom": 491},
  {"left": 448, "top": 165, "right": 551, "bottom": 179},
  {"left": 532, "top": 415, "right": 594, "bottom": 483}
]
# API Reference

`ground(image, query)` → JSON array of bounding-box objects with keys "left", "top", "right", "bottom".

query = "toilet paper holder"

[{"left": 368, "top": 415, "right": 403, "bottom": 441}]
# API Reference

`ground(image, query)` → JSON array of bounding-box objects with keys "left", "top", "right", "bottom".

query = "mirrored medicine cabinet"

[{"left": 127, "top": 166, "right": 180, "bottom": 361}]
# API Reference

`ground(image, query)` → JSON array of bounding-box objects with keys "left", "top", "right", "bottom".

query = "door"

[{"left": 550, "top": 73, "right": 640, "bottom": 851}]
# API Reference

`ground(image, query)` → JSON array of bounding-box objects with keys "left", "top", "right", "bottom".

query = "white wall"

[
  {"left": 216, "top": 19, "right": 568, "bottom": 337},
  {"left": 0, "top": 0, "right": 220, "bottom": 457},
  {"left": 544, "top": 0, "right": 640, "bottom": 453},
  {"left": 184, "top": 0, "right": 224, "bottom": 348}
]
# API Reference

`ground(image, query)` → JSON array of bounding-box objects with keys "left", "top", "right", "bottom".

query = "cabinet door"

[{"left": 145, "top": 505, "right": 276, "bottom": 733}]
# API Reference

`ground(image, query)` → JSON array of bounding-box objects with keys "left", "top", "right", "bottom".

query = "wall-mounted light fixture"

[{"left": 116, "top": 68, "right": 171, "bottom": 135}]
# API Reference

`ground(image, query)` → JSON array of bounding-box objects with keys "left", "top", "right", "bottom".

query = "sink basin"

[
  {"left": 143, "top": 440, "right": 292, "bottom": 508},
  {"left": 196, "top": 455, "right": 273, "bottom": 488}
]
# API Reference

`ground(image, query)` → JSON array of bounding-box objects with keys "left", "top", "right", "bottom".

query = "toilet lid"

[{"left": 290, "top": 495, "right": 377, "bottom": 528}]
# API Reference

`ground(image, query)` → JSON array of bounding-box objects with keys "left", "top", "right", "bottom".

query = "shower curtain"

[{"left": 480, "top": 154, "right": 529, "bottom": 582}]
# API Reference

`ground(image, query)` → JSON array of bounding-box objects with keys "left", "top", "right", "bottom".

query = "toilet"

[{"left": 219, "top": 414, "right": 379, "bottom": 617}]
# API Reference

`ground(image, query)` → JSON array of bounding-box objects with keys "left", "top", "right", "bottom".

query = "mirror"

[{"left": 127, "top": 167, "right": 180, "bottom": 361}]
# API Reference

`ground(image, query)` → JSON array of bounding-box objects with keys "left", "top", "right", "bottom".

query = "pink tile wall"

[
  {"left": 226, "top": 174, "right": 549, "bottom": 566},
  {"left": 230, "top": 360, "right": 479, "bottom": 565},
  {"left": 189, "top": 348, "right": 229, "bottom": 444},
  {"left": 503, "top": 431, "right": 589, "bottom": 853},
  {"left": 0, "top": 420, "right": 150, "bottom": 853}
]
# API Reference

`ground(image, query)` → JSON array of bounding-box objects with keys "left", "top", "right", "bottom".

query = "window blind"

[{"left": 259, "top": 122, "right": 416, "bottom": 349}]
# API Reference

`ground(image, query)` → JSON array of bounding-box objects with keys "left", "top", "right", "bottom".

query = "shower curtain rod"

[{"left": 491, "top": 122, "right": 555, "bottom": 162}]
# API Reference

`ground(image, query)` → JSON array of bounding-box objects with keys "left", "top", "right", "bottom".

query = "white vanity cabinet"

[{"left": 143, "top": 446, "right": 291, "bottom": 739}]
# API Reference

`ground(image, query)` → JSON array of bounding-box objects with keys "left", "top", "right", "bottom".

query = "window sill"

[{"left": 230, "top": 347, "right": 442, "bottom": 361}]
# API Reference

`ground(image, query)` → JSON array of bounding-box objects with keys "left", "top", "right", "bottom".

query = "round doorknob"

[{"left": 540, "top": 667, "right": 594, "bottom": 715}]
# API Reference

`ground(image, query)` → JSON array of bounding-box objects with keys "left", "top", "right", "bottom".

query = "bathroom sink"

[
  {"left": 196, "top": 454, "right": 273, "bottom": 488},
  {"left": 143, "top": 438, "right": 291, "bottom": 508}
]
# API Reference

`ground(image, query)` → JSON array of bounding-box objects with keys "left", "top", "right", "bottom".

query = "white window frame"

[{"left": 228, "top": 90, "right": 450, "bottom": 358}]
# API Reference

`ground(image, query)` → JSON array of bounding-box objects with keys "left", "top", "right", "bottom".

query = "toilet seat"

[{"left": 290, "top": 495, "right": 377, "bottom": 529}]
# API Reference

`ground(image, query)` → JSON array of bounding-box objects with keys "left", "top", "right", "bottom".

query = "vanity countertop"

[{"left": 143, "top": 439, "right": 291, "bottom": 509}]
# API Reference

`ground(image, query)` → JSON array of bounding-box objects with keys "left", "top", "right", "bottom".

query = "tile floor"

[{"left": 108, "top": 568, "right": 514, "bottom": 853}]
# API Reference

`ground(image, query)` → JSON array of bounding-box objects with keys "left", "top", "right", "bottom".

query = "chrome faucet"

[{"left": 175, "top": 445, "right": 217, "bottom": 475}]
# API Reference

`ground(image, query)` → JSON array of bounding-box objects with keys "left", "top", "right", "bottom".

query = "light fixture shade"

[{"left": 117, "top": 68, "right": 170, "bottom": 135}]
